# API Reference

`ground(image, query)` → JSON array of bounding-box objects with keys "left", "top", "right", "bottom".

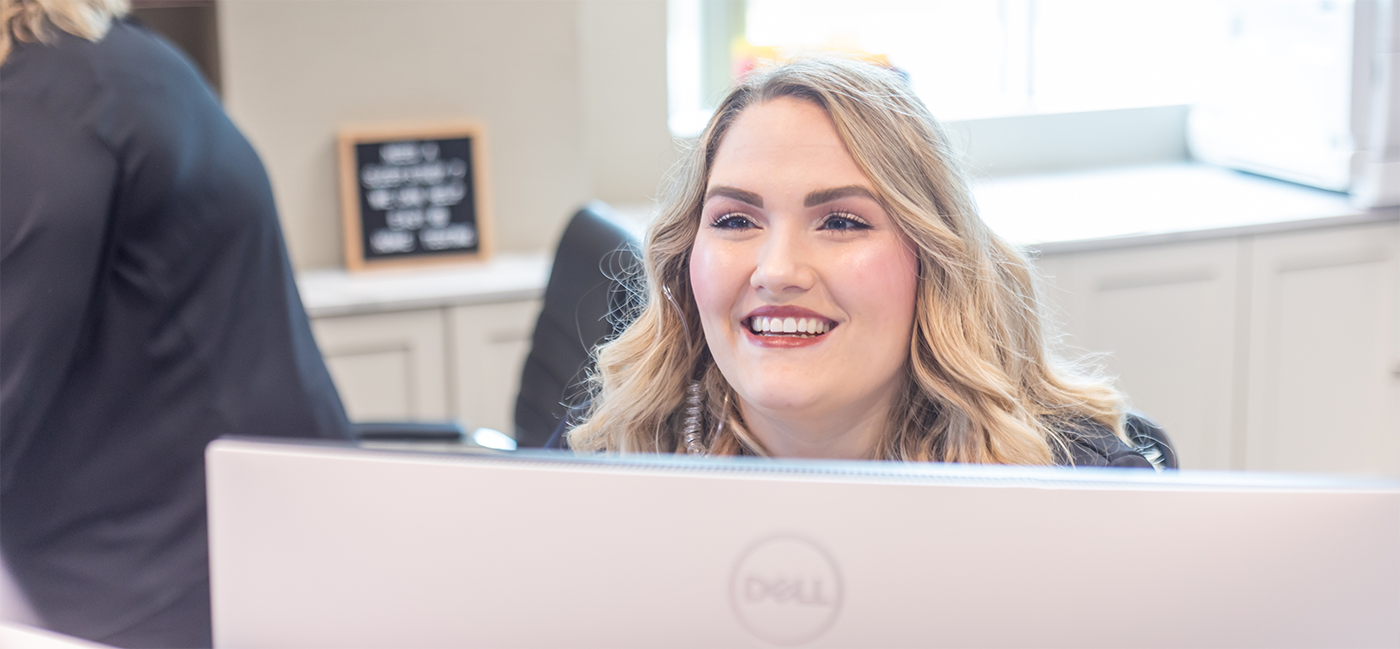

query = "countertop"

[
  {"left": 298, "top": 252, "right": 551, "bottom": 318},
  {"left": 974, "top": 162, "right": 1396, "bottom": 254}
]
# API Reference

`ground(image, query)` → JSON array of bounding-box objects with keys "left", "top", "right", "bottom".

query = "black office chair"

[
  {"left": 1125, "top": 411, "right": 1178, "bottom": 470},
  {"left": 513, "top": 202, "right": 641, "bottom": 448}
]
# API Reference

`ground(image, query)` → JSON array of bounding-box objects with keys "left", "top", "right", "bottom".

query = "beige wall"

[
  {"left": 577, "top": 0, "right": 678, "bottom": 205},
  {"left": 220, "top": 0, "right": 676, "bottom": 270}
]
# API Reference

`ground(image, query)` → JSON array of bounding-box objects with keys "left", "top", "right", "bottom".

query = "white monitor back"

[
  {"left": 0, "top": 623, "right": 115, "bottom": 649},
  {"left": 0, "top": 552, "right": 40, "bottom": 627},
  {"left": 206, "top": 438, "right": 1400, "bottom": 648}
]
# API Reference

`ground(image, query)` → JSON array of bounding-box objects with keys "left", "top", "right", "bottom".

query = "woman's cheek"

[
  {"left": 846, "top": 245, "right": 914, "bottom": 289},
  {"left": 688, "top": 237, "right": 732, "bottom": 325},
  {"left": 840, "top": 242, "right": 919, "bottom": 322}
]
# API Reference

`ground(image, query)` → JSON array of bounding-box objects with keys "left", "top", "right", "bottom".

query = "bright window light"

[{"left": 668, "top": 0, "right": 1231, "bottom": 133}]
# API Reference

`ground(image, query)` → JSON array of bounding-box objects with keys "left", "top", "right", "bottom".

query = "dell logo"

[
  {"left": 730, "top": 536, "right": 843, "bottom": 646},
  {"left": 743, "top": 576, "right": 835, "bottom": 607}
]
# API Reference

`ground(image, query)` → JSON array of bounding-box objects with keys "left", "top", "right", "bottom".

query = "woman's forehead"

[{"left": 707, "top": 97, "right": 871, "bottom": 198}]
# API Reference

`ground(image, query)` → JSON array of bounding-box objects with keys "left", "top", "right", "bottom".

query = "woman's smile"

[{"left": 740, "top": 305, "right": 838, "bottom": 347}]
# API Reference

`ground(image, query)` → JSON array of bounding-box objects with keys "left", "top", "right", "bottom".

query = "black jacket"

[{"left": 1, "top": 19, "right": 349, "bottom": 646}]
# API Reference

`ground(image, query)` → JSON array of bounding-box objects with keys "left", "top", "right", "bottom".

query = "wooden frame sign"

[{"left": 338, "top": 123, "right": 492, "bottom": 271}]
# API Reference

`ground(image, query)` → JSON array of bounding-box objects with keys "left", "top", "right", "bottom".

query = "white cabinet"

[
  {"left": 1244, "top": 223, "right": 1400, "bottom": 475},
  {"left": 1036, "top": 221, "right": 1400, "bottom": 476},
  {"left": 297, "top": 254, "right": 551, "bottom": 438},
  {"left": 311, "top": 309, "right": 450, "bottom": 421},
  {"left": 308, "top": 300, "right": 543, "bottom": 434},
  {"left": 1038, "top": 240, "right": 1241, "bottom": 470},
  {"left": 449, "top": 300, "right": 542, "bottom": 434}
]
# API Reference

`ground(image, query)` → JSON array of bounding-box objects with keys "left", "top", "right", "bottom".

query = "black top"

[
  {"left": 543, "top": 405, "right": 1154, "bottom": 469},
  {"left": 0, "top": 19, "right": 349, "bottom": 643}
]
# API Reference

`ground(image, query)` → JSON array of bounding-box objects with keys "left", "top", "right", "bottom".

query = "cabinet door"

[
  {"left": 1031, "top": 254, "right": 1076, "bottom": 334},
  {"left": 449, "top": 300, "right": 543, "bottom": 436},
  {"left": 1245, "top": 222, "right": 1400, "bottom": 476},
  {"left": 310, "top": 309, "right": 449, "bottom": 421},
  {"left": 1038, "top": 240, "right": 1240, "bottom": 470}
]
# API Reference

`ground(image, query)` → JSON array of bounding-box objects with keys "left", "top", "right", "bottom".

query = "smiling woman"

[
  {"left": 690, "top": 97, "right": 919, "bottom": 459},
  {"left": 562, "top": 57, "right": 1150, "bottom": 467}
]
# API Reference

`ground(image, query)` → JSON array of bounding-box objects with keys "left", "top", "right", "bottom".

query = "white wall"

[{"left": 219, "top": 0, "right": 676, "bottom": 270}]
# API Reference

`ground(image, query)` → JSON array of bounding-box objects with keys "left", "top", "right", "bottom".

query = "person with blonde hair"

[
  {"left": 1, "top": 0, "right": 350, "bottom": 646},
  {"left": 553, "top": 57, "right": 1155, "bottom": 468},
  {"left": 0, "top": 0, "right": 126, "bottom": 60}
]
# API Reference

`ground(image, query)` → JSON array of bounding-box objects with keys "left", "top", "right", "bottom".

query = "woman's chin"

[{"left": 735, "top": 386, "right": 832, "bottom": 419}]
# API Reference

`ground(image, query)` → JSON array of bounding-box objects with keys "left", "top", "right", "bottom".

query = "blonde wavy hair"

[
  {"left": 568, "top": 57, "right": 1125, "bottom": 464},
  {"left": 0, "top": 0, "right": 128, "bottom": 65}
]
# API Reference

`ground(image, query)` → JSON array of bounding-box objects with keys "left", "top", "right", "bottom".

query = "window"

[
  {"left": 669, "top": 0, "right": 1228, "bottom": 139},
  {"left": 670, "top": 0, "right": 1376, "bottom": 196}
]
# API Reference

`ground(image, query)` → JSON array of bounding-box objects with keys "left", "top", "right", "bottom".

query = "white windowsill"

[{"left": 975, "top": 162, "right": 1396, "bottom": 255}]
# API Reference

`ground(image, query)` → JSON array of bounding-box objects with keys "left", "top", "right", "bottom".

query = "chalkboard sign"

[{"left": 338, "top": 124, "right": 492, "bottom": 270}]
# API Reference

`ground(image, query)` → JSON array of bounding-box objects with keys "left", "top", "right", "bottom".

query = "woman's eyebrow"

[
  {"left": 805, "top": 185, "right": 876, "bottom": 207},
  {"left": 704, "top": 186, "right": 764, "bottom": 208}
]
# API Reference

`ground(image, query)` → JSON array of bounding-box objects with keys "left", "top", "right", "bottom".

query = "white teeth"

[{"left": 748, "top": 315, "right": 832, "bottom": 335}]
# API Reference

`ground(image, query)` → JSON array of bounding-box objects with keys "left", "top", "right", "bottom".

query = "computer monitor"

[
  {"left": 0, "top": 622, "right": 112, "bottom": 649},
  {"left": 206, "top": 437, "right": 1400, "bottom": 648}
]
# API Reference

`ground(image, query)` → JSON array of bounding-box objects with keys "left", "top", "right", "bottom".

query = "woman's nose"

[{"left": 750, "top": 225, "right": 816, "bottom": 296}]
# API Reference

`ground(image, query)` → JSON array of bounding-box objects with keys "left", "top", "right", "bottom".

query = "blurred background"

[{"left": 133, "top": 0, "right": 1397, "bottom": 476}]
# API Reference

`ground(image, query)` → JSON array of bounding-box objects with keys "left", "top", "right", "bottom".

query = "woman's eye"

[
  {"left": 711, "top": 213, "right": 756, "bottom": 229},
  {"left": 820, "top": 212, "right": 871, "bottom": 231}
]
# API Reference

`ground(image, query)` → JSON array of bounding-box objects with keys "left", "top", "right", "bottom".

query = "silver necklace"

[
  {"left": 662, "top": 284, "right": 726, "bottom": 456},
  {"left": 681, "top": 382, "right": 728, "bottom": 456}
]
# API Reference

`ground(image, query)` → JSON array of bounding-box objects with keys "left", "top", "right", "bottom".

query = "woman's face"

[{"left": 689, "top": 97, "right": 919, "bottom": 454}]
